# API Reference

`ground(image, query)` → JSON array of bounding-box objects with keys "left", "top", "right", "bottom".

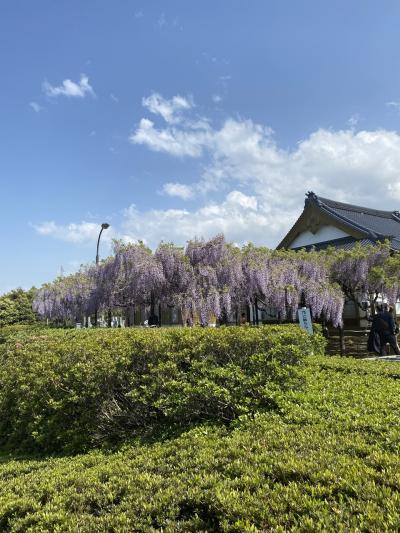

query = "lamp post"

[
  {"left": 94, "top": 223, "right": 110, "bottom": 326},
  {"left": 96, "top": 223, "right": 110, "bottom": 265}
]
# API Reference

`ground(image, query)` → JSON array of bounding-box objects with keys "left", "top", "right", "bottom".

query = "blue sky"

[{"left": 3, "top": 0, "right": 400, "bottom": 293}]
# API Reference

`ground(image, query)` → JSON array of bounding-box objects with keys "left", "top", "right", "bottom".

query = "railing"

[
  {"left": 326, "top": 328, "right": 370, "bottom": 357},
  {"left": 325, "top": 327, "right": 400, "bottom": 357}
]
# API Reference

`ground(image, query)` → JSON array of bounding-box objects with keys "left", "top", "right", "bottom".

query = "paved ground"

[{"left": 362, "top": 355, "right": 400, "bottom": 362}]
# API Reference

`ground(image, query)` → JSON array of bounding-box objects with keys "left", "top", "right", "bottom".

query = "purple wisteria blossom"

[{"left": 33, "top": 234, "right": 357, "bottom": 328}]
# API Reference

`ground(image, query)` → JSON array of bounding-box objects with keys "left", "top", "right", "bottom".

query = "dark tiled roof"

[{"left": 306, "top": 192, "right": 400, "bottom": 242}]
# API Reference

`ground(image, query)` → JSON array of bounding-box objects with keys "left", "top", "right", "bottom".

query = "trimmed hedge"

[
  {"left": 0, "top": 324, "right": 46, "bottom": 343},
  {"left": 1, "top": 355, "right": 400, "bottom": 531},
  {"left": 0, "top": 325, "right": 324, "bottom": 454}
]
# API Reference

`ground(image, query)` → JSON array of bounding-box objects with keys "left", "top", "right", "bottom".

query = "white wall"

[{"left": 290, "top": 225, "right": 349, "bottom": 248}]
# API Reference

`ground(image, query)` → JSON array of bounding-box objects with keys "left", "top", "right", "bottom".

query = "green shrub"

[
  {"left": 0, "top": 325, "right": 322, "bottom": 454},
  {"left": 0, "top": 288, "right": 37, "bottom": 328},
  {"left": 0, "top": 324, "right": 46, "bottom": 344},
  {"left": 0, "top": 354, "right": 400, "bottom": 532}
]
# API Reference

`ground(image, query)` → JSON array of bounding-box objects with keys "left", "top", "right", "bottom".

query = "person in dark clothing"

[
  {"left": 380, "top": 304, "right": 396, "bottom": 333},
  {"left": 368, "top": 306, "right": 388, "bottom": 356},
  {"left": 381, "top": 304, "right": 400, "bottom": 355},
  {"left": 148, "top": 314, "right": 159, "bottom": 327}
]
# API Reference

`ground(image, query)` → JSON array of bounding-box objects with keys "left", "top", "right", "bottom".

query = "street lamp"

[
  {"left": 96, "top": 223, "right": 110, "bottom": 265},
  {"left": 94, "top": 223, "right": 110, "bottom": 326}
]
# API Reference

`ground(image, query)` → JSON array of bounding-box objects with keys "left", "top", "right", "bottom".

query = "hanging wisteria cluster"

[
  {"left": 32, "top": 266, "right": 96, "bottom": 322},
  {"left": 330, "top": 241, "right": 400, "bottom": 312},
  {"left": 32, "top": 235, "right": 344, "bottom": 326},
  {"left": 34, "top": 235, "right": 400, "bottom": 328},
  {"left": 330, "top": 243, "right": 391, "bottom": 304}
]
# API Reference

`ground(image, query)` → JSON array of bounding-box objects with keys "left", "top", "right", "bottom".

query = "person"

[
  {"left": 381, "top": 305, "right": 400, "bottom": 355},
  {"left": 148, "top": 313, "right": 159, "bottom": 327},
  {"left": 368, "top": 305, "right": 388, "bottom": 356}
]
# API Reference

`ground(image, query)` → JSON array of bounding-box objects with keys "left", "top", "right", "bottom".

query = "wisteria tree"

[
  {"left": 32, "top": 234, "right": 361, "bottom": 328},
  {"left": 184, "top": 235, "right": 245, "bottom": 324},
  {"left": 109, "top": 241, "right": 165, "bottom": 308},
  {"left": 33, "top": 267, "right": 95, "bottom": 324},
  {"left": 329, "top": 241, "right": 399, "bottom": 313},
  {"left": 155, "top": 243, "right": 192, "bottom": 309},
  {"left": 240, "top": 245, "right": 344, "bottom": 326}
]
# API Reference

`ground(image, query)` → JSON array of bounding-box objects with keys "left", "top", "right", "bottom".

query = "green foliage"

[
  {"left": 0, "top": 288, "right": 37, "bottom": 327},
  {"left": 0, "top": 325, "right": 319, "bottom": 454},
  {"left": 0, "top": 355, "right": 400, "bottom": 531},
  {"left": 0, "top": 324, "right": 46, "bottom": 343}
]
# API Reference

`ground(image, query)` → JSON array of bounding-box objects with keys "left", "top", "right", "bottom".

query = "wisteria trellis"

[{"left": 32, "top": 236, "right": 400, "bottom": 328}]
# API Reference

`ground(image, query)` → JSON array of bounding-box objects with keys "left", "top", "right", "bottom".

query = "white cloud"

[
  {"left": 347, "top": 114, "right": 359, "bottom": 128},
  {"left": 131, "top": 97, "right": 400, "bottom": 206},
  {"left": 110, "top": 93, "right": 119, "bottom": 103},
  {"left": 142, "top": 93, "right": 193, "bottom": 124},
  {"left": 163, "top": 182, "right": 194, "bottom": 200},
  {"left": 130, "top": 97, "right": 400, "bottom": 245},
  {"left": 29, "top": 101, "right": 42, "bottom": 113},
  {"left": 130, "top": 118, "right": 210, "bottom": 157},
  {"left": 35, "top": 93, "right": 400, "bottom": 251},
  {"left": 33, "top": 221, "right": 114, "bottom": 244},
  {"left": 225, "top": 190, "right": 258, "bottom": 210},
  {"left": 121, "top": 191, "right": 266, "bottom": 246},
  {"left": 42, "top": 74, "right": 95, "bottom": 98},
  {"left": 387, "top": 101, "right": 400, "bottom": 112},
  {"left": 32, "top": 191, "right": 266, "bottom": 249},
  {"left": 212, "top": 94, "right": 223, "bottom": 104}
]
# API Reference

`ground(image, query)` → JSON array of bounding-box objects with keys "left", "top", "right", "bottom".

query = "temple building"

[
  {"left": 277, "top": 191, "right": 400, "bottom": 326},
  {"left": 277, "top": 191, "right": 400, "bottom": 251}
]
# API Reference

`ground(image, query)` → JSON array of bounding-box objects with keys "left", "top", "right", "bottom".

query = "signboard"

[{"left": 298, "top": 307, "right": 313, "bottom": 335}]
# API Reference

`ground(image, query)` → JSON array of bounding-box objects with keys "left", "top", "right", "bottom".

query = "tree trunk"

[
  {"left": 255, "top": 297, "right": 259, "bottom": 326},
  {"left": 246, "top": 304, "right": 251, "bottom": 323}
]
